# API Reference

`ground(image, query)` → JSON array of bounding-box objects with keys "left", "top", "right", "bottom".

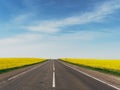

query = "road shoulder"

[
  {"left": 59, "top": 60, "right": 120, "bottom": 89},
  {"left": 0, "top": 61, "right": 48, "bottom": 82}
]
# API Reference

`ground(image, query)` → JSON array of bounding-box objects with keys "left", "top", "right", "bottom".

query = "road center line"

[
  {"left": 59, "top": 61, "right": 120, "bottom": 90},
  {"left": 52, "top": 72, "right": 55, "bottom": 88},
  {"left": 53, "top": 61, "right": 55, "bottom": 71},
  {"left": 52, "top": 60, "right": 56, "bottom": 88}
]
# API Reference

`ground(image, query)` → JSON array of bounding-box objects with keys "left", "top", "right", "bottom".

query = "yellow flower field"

[
  {"left": 0, "top": 58, "right": 46, "bottom": 70},
  {"left": 61, "top": 58, "right": 120, "bottom": 71}
]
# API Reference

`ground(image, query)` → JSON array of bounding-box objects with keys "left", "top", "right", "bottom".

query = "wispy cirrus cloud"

[
  {"left": 25, "top": 0, "right": 120, "bottom": 33},
  {"left": 2, "top": 0, "right": 120, "bottom": 34},
  {"left": 0, "top": 0, "right": 120, "bottom": 58},
  {"left": 13, "top": 14, "right": 32, "bottom": 24}
]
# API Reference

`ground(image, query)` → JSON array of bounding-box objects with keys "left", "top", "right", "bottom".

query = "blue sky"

[{"left": 0, "top": 0, "right": 120, "bottom": 59}]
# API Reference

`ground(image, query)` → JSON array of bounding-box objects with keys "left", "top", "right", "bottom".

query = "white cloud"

[
  {"left": 13, "top": 14, "right": 32, "bottom": 24},
  {"left": 0, "top": 0, "right": 120, "bottom": 59},
  {"left": 2, "top": 0, "right": 120, "bottom": 33},
  {"left": 0, "top": 33, "right": 119, "bottom": 59},
  {"left": 26, "top": 21, "right": 60, "bottom": 33},
  {"left": 25, "top": 0, "right": 120, "bottom": 33},
  {"left": 0, "top": 33, "right": 43, "bottom": 46},
  {"left": 50, "top": 31, "right": 106, "bottom": 41},
  {"left": 0, "top": 30, "right": 102, "bottom": 46},
  {"left": 0, "top": 30, "right": 119, "bottom": 58}
]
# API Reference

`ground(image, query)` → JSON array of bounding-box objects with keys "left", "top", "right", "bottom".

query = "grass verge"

[
  {"left": 0, "top": 60, "right": 47, "bottom": 74},
  {"left": 60, "top": 60, "right": 120, "bottom": 77}
]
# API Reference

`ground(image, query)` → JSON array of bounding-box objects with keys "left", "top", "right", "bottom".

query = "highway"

[{"left": 0, "top": 60, "right": 119, "bottom": 90}]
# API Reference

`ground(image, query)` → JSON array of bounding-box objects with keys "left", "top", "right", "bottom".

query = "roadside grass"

[
  {"left": 60, "top": 60, "right": 120, "bottom": 77},
  {"left": 0, "top": 60, "right": 47, "bottom": 74}
]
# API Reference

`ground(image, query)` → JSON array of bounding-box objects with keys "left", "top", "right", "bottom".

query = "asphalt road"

[{"left": 0, "top": 60, "right": 119, "bottom": 90}]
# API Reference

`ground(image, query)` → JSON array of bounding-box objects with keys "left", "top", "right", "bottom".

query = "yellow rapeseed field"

[
  {"left": 61, "top": 58, "right": 120, "bottom": 71},
  {"left": 0, "top": 58, "right": 46, "bottom": 70}
]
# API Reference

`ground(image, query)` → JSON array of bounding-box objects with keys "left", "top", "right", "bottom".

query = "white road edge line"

[
  {"left": 59, "top": 61, "right": 120, "bottom": 90},
  {"left": 52, "top": 60, "right": 56, "bottom": 88},
  {"left": 8, "top": 61, "right": 47, "bottom": 81}
]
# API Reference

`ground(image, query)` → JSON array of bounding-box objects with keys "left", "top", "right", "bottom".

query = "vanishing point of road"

[{"left": 0, "top": 60, "right": 119, "bottom": 90}]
